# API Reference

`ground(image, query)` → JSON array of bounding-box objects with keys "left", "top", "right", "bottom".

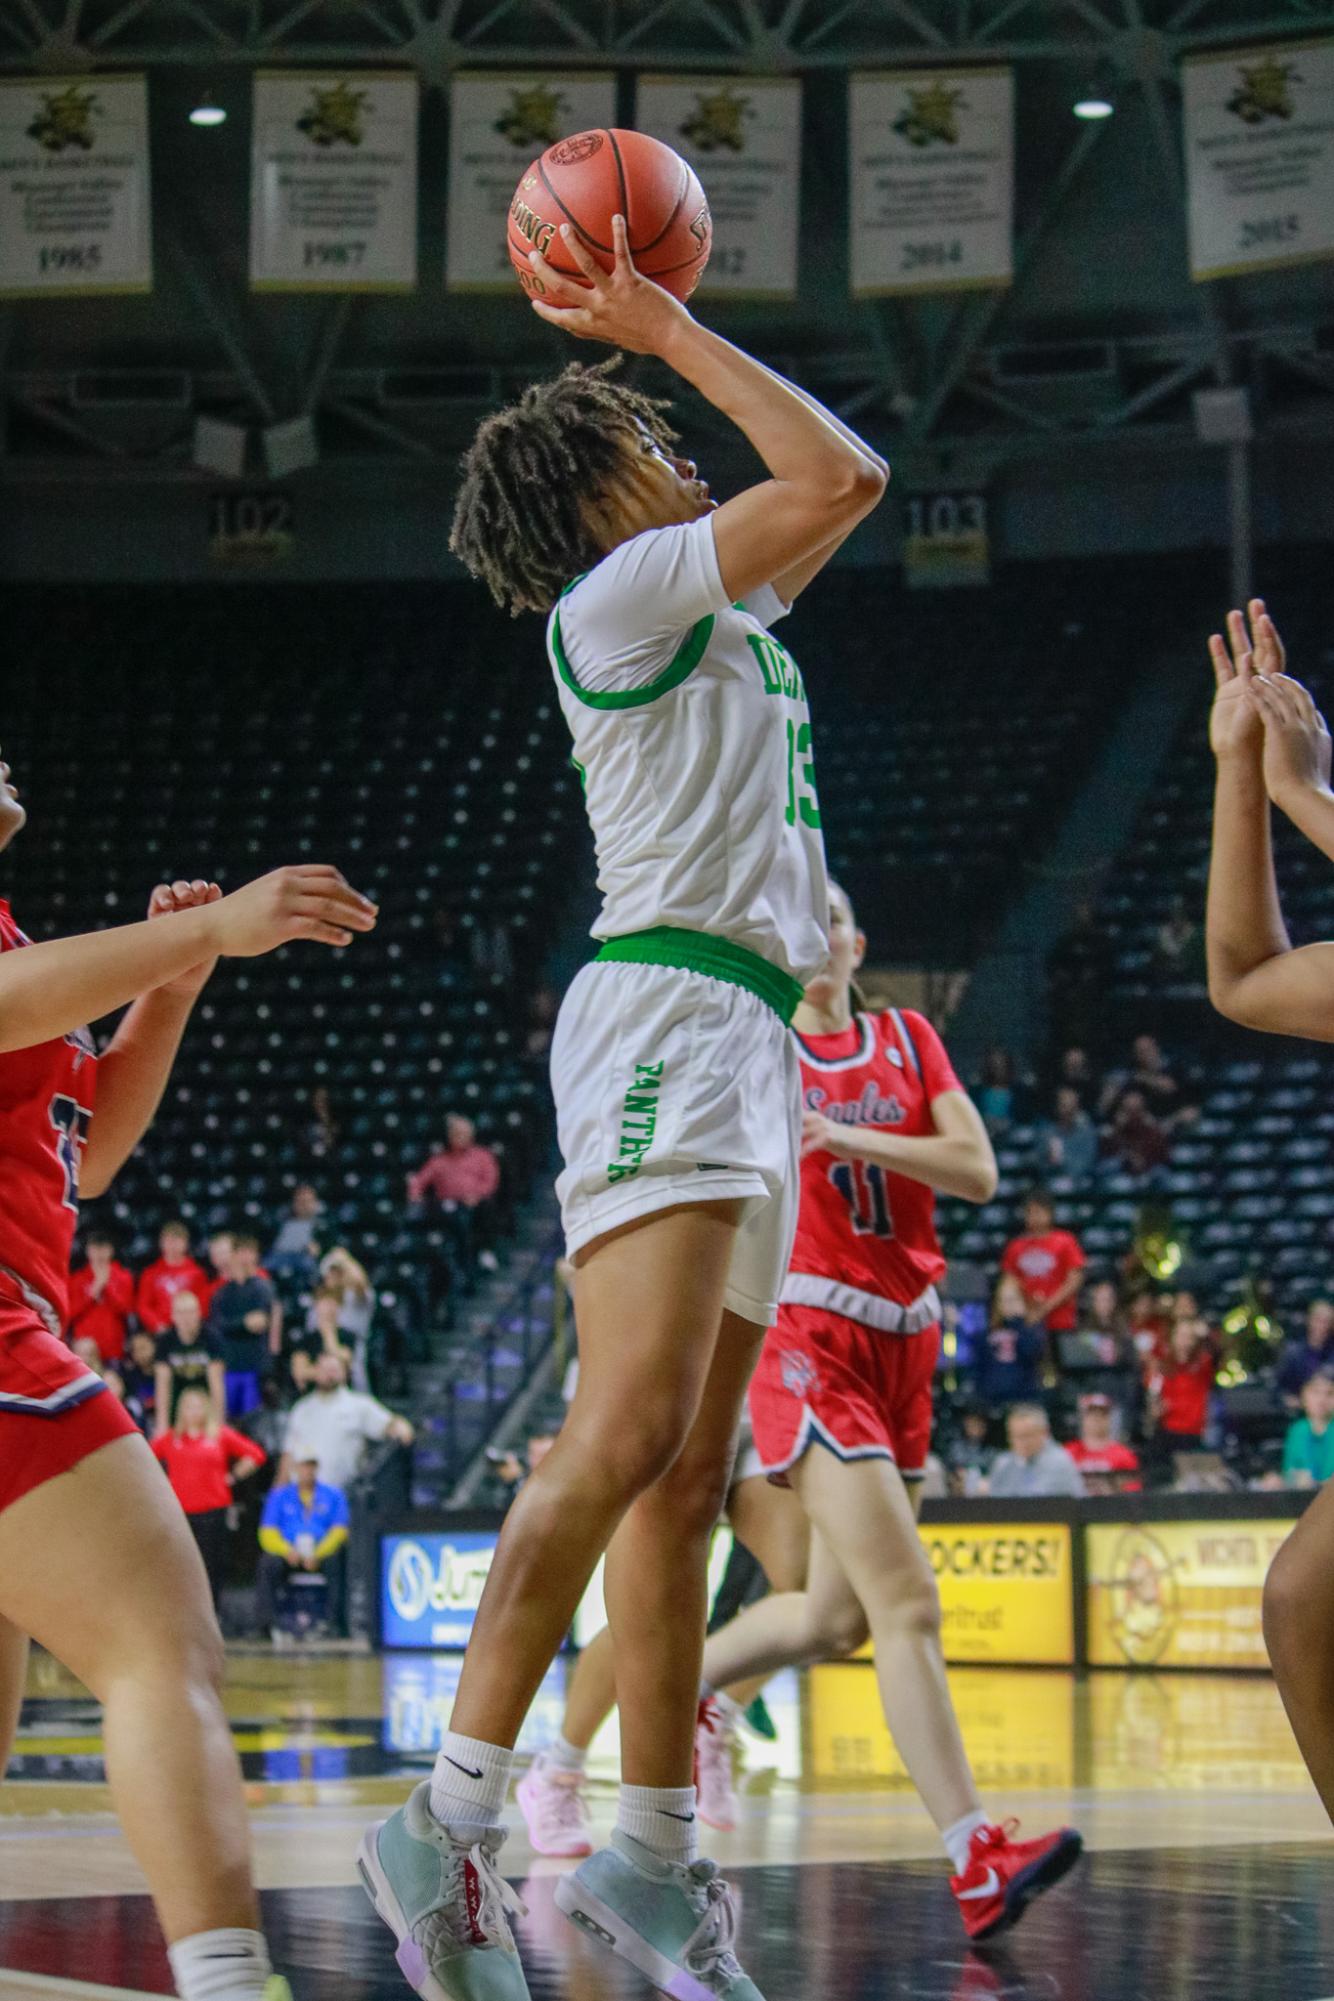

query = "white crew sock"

[
  {"left": 616, "top": 1783, "right": 700, "bottom": 1867},
  {"left": 430, "top": 1731, "right": 513, "bottom": 1830},
  {"left": 546, "top": 1732, "right": 588, "bottom": 1776},
  {"left": 167, "top": 1928, "right": 271, "bottom": 2001},
  {"left": 943, "top": 1809, "right": 990, "bottom": 1875}
]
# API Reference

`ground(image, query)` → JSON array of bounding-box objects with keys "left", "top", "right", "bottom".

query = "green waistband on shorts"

[{"left": 593, "top": 926, "right": 804, "bottom": 1024}]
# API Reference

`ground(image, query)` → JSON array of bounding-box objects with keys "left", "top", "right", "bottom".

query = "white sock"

[
  {"left": 167, "top": 1928, "right": 271, "bottom": 2001},
  {"left": 546, "top": 1732, "right": 587, "bottom": 1776},
  {"left": 430, "top": 1731, "right": 513, "bottom": 1830},
  {"left": 617, "top": 1783, "right": 699, "bottom": 1867},
  {"left": 943, "top": 1808, "right": 990, "bottom": 1875}
]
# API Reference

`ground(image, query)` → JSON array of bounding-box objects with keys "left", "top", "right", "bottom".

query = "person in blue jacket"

[
  {"left": 256, "top": 1453, "right": 349, "bottom": 1636},
  {"left": 973, "top": 1275, "right": 1047, "bottom": 1407}
]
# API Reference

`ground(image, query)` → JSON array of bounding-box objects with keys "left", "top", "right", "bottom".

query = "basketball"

[{"left": 508, "top": 128, "right": 712, "bottom": 306}]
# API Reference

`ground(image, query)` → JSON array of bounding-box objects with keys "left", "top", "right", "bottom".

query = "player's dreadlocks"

[{"left": 449, "top": 357, "right": 680, "bottom": 616}]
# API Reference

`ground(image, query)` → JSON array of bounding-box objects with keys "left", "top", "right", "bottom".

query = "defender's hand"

[
  {"left": 527, "top": 214, "right": 691, "bottom": 356},
  {"left": 1250, "top": 672, "right": 1333, "bottom": 811},
  {"left": 147, "top": 879, "right": 222, "bottom": 1000},
  {"left": 1208, "top": 599, "right": 1278, "bottom": 761},
  {"left": 205, "top": 866, "right": 377, "bottom": 959}
]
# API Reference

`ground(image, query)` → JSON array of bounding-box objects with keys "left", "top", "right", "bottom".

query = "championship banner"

[
  {"left": 1183, "top": 38, "right": 1334, "bottom": 281},
  {"left": 446, "top": 70, "right": 615, "bottom": 292},
  {"left": 249, "top": 70, "right": 417, "bottom": 292},
  {"left": 849, "top": 67, "right": 1013, "bottom": 297},
  {"left": 0, "top": 75, "right": 151, "bottom": 297},
  {"left": 635, "top": 75, "right": 801, "bottom": 298},
  {"left": 1086, "top": 1518, "right": 1295, "bottom": 1670},
  {"left": 811, "top": 1663, "right": 1074, "bottom": 1788}
]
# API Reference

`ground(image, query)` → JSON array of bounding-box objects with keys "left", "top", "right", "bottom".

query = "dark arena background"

[{"left": 3, "top": 4, "right": 1334, "bottom": 1999}]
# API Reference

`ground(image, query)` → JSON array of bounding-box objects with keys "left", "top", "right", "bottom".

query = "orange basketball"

[{"left": 508, "top": 128, "right": 712, "bottom": 306}]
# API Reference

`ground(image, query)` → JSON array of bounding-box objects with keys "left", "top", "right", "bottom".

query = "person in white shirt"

[
  {"left": 357, "top": 213, "right": 886, "bottom": 2001},
  {"left": 279, "top": 1351, "right": 412, "bottom": 1493}
]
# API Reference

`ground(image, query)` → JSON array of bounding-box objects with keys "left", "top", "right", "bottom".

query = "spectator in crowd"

[
  {"left": 1079, "top": 1278, "right": 1143, "bottom": 1422},
  {"left": 1000, "top": 1190, "right": 1087, "bottom": 1336},
  {"left": 487, "top": 1432, "right": 558, "bottom": 1509},
  {"left": 1065, "top": 1392, "right": 1142, "bottom": 1493},
  {"left": 1103, "top": 1087, "right": 1171, "bottom": 1179},
  {"left": 1046, "top": 1045, "right": 1098, "bottom": 1113},
  {"left": 208, "top": 1232, "right": 281, "bottom": 1418},
  {"left": 317, "top": 1246, "right": 376, "bottom": 1390},
  {"left": 1149, "top": 1315, "right": 1220, "bottom": 1467},
  {"left": 974, "top": 1046, "right": 1018, "bottom": 1130},
  {"left": 154, "top": 1288, "right": 225, "bottom": 1434},
  {"left": 1153, "top": 895, "right": 1205, "bottom": 987},
  {"left": 67, "top": 1230, "right": 136, "bottom": 1364},
  {"left": 288, "top": 1285, "right": 349, "bottom": 1393},
  {"left": 947, "top": 1404, "right": 996, "bottom": 1497},
  {"left": 135, "top": 1219, "right": 210, "bottom": 1337},
  {"left": 1277, "top": 1299, "right": 1334, "bottom": 1408},
  {"left": 1284, "top": 1371, "right": 1334, "bottom": 1487},
  {"left": 300, "top": 1085, "right": 340, "bottom": 1167},
  {"left": 279, "top": 1351, "right": 414, "bottom": 1493},
  {"left": 987, "top": 1405, "right": 1087, "bottom": 1499},
  {"left": 1101, "top": 1033, "right": 1200, "bottom": 1133},
  {"left": 150, "top": 1386, "right": 265, "bottom": 1614},
  {"left": 1127, "top": 1286, "right": 1171, "bottom": 1373},
  {"left": 256, "top": 1453, "right": 350, "bottom": 1638},
  {"left": 118, "top": 1328, "right": 160, "bottom": 1432},
  {"left": 407, "top": 1113, "right": 502, "bottom": 1280},
  {"left": 1036, "top": 1085, "right": 1099, "bottom": 1181},
  {"left": 240, "top": 1375, "right": 291, "bottom": 1463},
  {"left": 203, "top": 1228, "right": 236, "bottom": 1309},
  {"left": 268, "top": 1182, "right": 325, "bottom": 1285},
  {"left": 973, "top": 1276, "right": 1047, "bottom": 1407}
]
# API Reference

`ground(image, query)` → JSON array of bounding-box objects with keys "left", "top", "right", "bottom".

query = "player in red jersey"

[
  {"left": 700, "top": 884, "right": 1083, "bottom": 1940},
  {"left": 0, "top": 742, "right": 376, "bottom": 2001}
]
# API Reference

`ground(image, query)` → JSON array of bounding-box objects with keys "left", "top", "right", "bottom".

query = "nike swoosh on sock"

[
  {"left": 660, "top": 1810, "right": 696, "bottom": 1823},
  {"left": 446, "top": 1756, "right": 485, "bottom": 1780}
]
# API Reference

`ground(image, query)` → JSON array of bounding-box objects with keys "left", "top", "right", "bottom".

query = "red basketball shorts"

[
  {"left": 747, "top": 1302, "right": 941, "bottom": 1482},
  {"left": 0, "top": 1295, "right": 138, "bottom": 1515}
]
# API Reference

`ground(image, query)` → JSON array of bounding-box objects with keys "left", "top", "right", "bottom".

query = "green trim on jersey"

[
  {"left": 551, "top": 603, "right": 715, "bottom": 711},
  {"left": 594, "top": 926, "right": 804, "bottom": 1023}
]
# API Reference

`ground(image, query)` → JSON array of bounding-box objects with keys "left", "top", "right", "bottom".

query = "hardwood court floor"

[{"left": 2, "top": 1651, "right": 1330, "bottom": 1999}]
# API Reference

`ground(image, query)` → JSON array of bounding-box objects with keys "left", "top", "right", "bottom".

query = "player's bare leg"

[
  {"left": 1264, "top": 1479, "right": 1334, "bottom": 1821},
  {"left": 0, "top": 1433, "right": 285, "bottom": 1995},
  {"left": 0, "top": 1610, "right": 28, "bottom": 1781}
]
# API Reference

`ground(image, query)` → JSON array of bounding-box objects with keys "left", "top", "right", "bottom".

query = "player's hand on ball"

[
  {"left": 1207, "top": 600, "right": 1275, "bottom": 761},
  {"left": 207, "top": 865, "right": 378, "bottom": 959},
  {"left": 527, "top": 214, "right": 689, "bottom": 354},
  {"left": 1250, "top": 670, "right": 1333, "bottom": 810},
  {"left": 147, "top": 878, "right": 222, "bottom": 999},
  {"left": 801, "top": 1108, "right": 854, "bottom": 1161}
]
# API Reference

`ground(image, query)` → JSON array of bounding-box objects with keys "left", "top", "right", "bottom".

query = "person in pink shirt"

[{"left": 407, "top": 1113, "right": 502, "bottom": 1290}]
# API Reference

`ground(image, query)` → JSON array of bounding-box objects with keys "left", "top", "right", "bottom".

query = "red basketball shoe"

[{"left": 950, "top": 1819, "right": 1083, "bottom": 1940}]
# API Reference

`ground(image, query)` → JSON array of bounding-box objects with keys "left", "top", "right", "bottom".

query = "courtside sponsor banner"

[
  {"left": 811, "top": 1661, "right": 1075, "bottom": 1787},
  {"left": 446, "top": 70, "right": 615, "bottom": 291},
  {"left": 849, "top": 67, "right": 1013, "bottom": 297},
  {"left": 1183, "top": 38, "right": 1334, "bottom": 280},
  {"left": 635, "top": 74, "right": 801, "bottom": 299},
  {"left": 250, "top": 70, "right": 418, "bottom": 291},
  {"left": 1086, "top": 1518, "right": 1294, "bottom": 1670},
  {"left": 381, "top": 1531, "right": 498, "bottom": 1647},
  {"left": 915, "top": 1521, "right": 1073, "bottom": 1665},
  {"left": 0, "top": 74, "right": 151, "bottom": 297}
]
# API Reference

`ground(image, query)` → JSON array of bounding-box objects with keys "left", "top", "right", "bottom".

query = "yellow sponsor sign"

[
  {"left": 924, "top": 1521, "right": 1074, "bottom": 1666},
  {"left": 809, "top": 1663, "right": 1074, "bottom": 1788},
  {"left": 1086, "top": 1518, "right": 1294, "bottom": 1670}
]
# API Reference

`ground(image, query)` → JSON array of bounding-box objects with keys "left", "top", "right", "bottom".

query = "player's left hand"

[
  {"left": 147, "top": 878, "right": 223, "bottom": 999},
  {"left": 801, "top": 1108, "right": 856, "bottom": 1160},
  {"left": 1250, "top": 672, "right": 1333, "bottom": 809}
]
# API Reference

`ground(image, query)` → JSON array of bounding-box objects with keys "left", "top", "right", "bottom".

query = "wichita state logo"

[
  {"left": 297, "top": 80, "right": 368, "bottom": 147},
  {"left": 894, "top": 79, "right": 966, "bottom": 148},
  {"left": 680, "top": 85, "right": 751, "bottom": 154},
  {"left": 1227, "top": 53, "right": 1299, "bottom": 125},
  {"left": 494, "top": 83, "right": 566, "bottom": 149},
  {"left": 27, "top": 84, "right": 98, "bottom": 153},
  {"left": 1104, "top": 1527, "right": 1184, "bottom": 1666}
]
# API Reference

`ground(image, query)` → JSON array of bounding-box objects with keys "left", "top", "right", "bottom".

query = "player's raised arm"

[
  {"left": 1205, "top": 602, "right": 1334, "bottom": 1040},
  {"left": 527, "top": 216, "right": 886, "bottom": 607},
  {"left": 0, "top": 863, "right": 377, "bottom": 1056}
]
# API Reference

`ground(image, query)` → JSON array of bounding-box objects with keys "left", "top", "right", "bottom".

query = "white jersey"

[{"left": 547, "top": 516, "right": 829, "bottom": 987}]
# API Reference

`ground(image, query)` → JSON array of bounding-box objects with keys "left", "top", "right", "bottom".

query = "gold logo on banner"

[
  {"left": 297, "top": 80, "right": 368, "bottom": 147},
  {"left": 893, "top": 80, "right": 965, "bottom": 148},
  {"left": 1226, "top": 54, "right": 1300, "bottom": 125},
  {"left": 680, "top": 87, "right": 751, "bottom": 154},
  {"left": 1103, "top": 1527, "right": 1185, "bottom": 1666},
  {"left": 27, "top": 84, "right": 98, "bottom": 153},
  {"left": 495, "top": 84, "right": 566, "bottom": 149}
]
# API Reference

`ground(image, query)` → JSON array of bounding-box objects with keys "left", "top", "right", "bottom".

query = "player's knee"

[
  {"left": 650, "top": 1448, "right": 732, "bottom": 1540},
  {"left": 1263, "top": 1538, "right": 1312, "bottom": 1664},
  {"left": 813, "top": 1602, "right": 870, "bottom": 1659},
  {"left": 596, "top": 1401, "right": 694, "bottom": 1504}
]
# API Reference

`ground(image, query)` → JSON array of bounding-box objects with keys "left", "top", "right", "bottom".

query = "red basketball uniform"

[
  {"left": 748, "top": 1008, "right": 962, "bottom": 1480},
  {"left": 0, "top": 899, "right": 135, "bottom": 1514}
]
